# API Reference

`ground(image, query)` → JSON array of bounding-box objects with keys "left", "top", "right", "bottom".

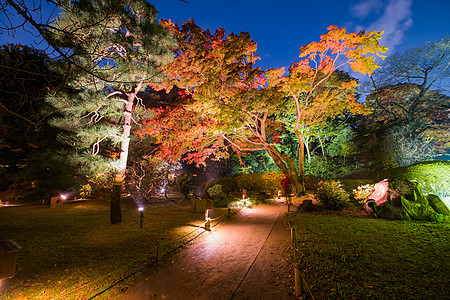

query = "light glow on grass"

[{"left": 230, "top": 198, "right": 253, "bottom": 208}]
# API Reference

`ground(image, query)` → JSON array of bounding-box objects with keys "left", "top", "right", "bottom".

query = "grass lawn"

[
  {"left": 289, "top": 209, "right": 450, "bottom": 299},
  {"left": 0, "top": 198, "right": 229, "bottom": 299}
]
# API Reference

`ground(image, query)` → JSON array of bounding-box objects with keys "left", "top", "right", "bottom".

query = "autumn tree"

[
  {"left": 150, "top": 22, "right": 386, "bottom": 196},
  {"left": 149, "top": 19, "right": 267, "bottom": 162},
  {"left": 45, "top": 0, "right": 174, "bottom": 224},
  {"left": 149, "top": 20, "right": 302, "bottom": 191},
  {"left": 268, "top": 26, "right": 387, "bottom": 193}
]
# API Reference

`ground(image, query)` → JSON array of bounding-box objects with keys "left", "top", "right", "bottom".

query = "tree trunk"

[
  {"left": 111, "top": 182, "right": 122, "bottom": 224},
  {"left": 296, "top": 131, "right": 306, "bottom": 194},
  {"left": 318, "top": 133, "right": 325, "bottom": 155},
  {"left": 110, "top": 91, "right": 135, "bottom": 224},
  {"left": 304, "top": 135, "right": 311, "bottom": 162},
  {"left": 266, "top": 145, "right": 305, "bottom": 196}
]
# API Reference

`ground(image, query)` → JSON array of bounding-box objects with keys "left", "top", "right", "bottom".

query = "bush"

[
  {"left": 235, "top": 171, "right": 283, "bottom": 197},
  {"left": 205, "top": 171, "right": 283, "bottom": 205},
  {"left": 317, "top": 180, "right": 350, "bottom": 211},
  {"left": 352, "top": 184, "right": 376, "bottom": 204},
  {"left": 205, "top": 177, "right": 239, "bottom": 198},
  {"left": 304, "top": 175, "right": 321, "bottom": 190},
  {"left": 388, "top": 180, "right": 447, "bottom": 222},
  {"left": 382, "top": 160, "right": 450, "bottom": 203},
  {"left": 176, "top": 173, "right": 195, "bottom": 198},
  {"left": 206, "top": 184, "right": 229, "bottom": 207}
]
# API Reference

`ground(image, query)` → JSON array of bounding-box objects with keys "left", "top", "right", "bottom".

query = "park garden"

[{"left": 0, "top": 0, "right": 449, "bottom": 299}]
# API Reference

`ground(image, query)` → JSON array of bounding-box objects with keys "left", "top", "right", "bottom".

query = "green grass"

[
  {"left": 0, "top": 199, "right": 230, "bottom": 299},
  {"left": 289, "top": 211, "right": 450, "bottom": 299}
]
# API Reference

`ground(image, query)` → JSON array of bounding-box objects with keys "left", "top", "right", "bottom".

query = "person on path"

[{"left": 281, "top": 176, "right": 291, "bottom": 206}]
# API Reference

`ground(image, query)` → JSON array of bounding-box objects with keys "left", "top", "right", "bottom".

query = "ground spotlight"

[{"left": 139, "top": 207, "right": 144, "bottom": 229}]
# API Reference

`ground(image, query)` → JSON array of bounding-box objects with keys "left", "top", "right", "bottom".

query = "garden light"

[
  {"left": 204, "top": 209, "right": 211, "bottom": 231},
  {"left": 139, "top": 207, "right": 144, "bottom": 229}
]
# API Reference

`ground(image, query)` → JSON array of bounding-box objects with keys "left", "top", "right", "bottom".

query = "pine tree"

[{"left": 46, "top": 0, "right": 174, "bottom": 223}]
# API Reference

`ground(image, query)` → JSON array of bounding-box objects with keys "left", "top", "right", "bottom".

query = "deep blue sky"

[
  {"left": 153, "top": 0, "right": 449, "bottom": 71},
  {"left": 1, "top": 0, "right": 449, "bottom": 72}
]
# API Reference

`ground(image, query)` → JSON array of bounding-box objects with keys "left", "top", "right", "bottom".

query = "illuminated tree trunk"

[
  {"left": 296, "top": 130, "right": 306, "bottom": 195},
  {"left": 266, "top": 145, "right": 304, "bottom": 196},
  {"left": 110, "top": 91, "right": 136, "bottom": 224}
]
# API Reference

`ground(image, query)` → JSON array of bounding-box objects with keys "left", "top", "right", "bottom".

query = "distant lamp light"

[{"left": 60, "top": 194, "right": 67, "bottom": 200}]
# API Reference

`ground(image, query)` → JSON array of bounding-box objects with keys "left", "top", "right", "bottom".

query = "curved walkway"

[{"left": 119, "top": 202, "right": 294, "bottom": 299}]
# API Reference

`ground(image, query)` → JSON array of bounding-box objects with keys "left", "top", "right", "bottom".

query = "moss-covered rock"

[
  {"left": 369, "top": 179, "right": 449, "bottom": 222},
  {"left": 381, "top": 160, "right": 450, "bottom": 198}
]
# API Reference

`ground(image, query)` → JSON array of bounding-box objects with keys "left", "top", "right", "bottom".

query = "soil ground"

[{"left": 119, "top": 200, "right": 295, "bottom": 299}]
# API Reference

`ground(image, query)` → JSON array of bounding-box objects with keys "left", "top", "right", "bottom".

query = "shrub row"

[{"left": 205, "top": 171, "right": 284, "bottom": 207}]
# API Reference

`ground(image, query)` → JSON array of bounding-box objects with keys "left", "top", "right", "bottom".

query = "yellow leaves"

[
  {"left": 349, "top": 55, "right": 379, "bottom": 75},
  {"left": 264, "top": 67, "right": 285, "bottom": 87}
]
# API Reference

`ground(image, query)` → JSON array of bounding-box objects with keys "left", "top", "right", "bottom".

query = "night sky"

[
  {"left": 1, "top": 0, "right": 449, "bottom": 72},
  {"left": 152, "top": 0, "right": 450, "bottom": 71}
]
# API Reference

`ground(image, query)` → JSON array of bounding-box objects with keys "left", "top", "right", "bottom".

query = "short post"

[
  {"left": 227, "top": 208, "right": 231, "bottom": 218},
  {"left": 294, "top": 265, "right": 304, "bottom": 298},
  {"left": 288, "top": 202, "right": 291, "bottom": 212},
  {"left": 290, "top": 228, "right": 296, "bottom": 245},
  {"left": 139, "top": 207, "right": 144, "bottom": 229},
  {"left": 205, "top": 219, "right": 211, "bottom": 231},
  {"left": 205, "top": 208, "right": 211, "bottom": 231}
]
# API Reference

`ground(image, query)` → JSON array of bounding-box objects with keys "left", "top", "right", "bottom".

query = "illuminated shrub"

[
  {"left": 317, "top": 180, "right": 350, "bottom": 210},
  {"left": 353, "top": 184, "right": 376, "bottom": 203},
  {"left": 205, "top": 171, "right": 283, "bottom": 204},
  {"left": 205, "top": 177, "right": 239, "bottom": 199},
  {"left": 234, "top": 171, "right": 283, "bottom": 197},
  {"left": 207, "top": 184, "right": 229, "bottom": 207},
  {"left": 385, "top": 180, "right": 448, "bottom": 222},
  {"left": 383, "top": 160, "right": 450, "bottom": 208}
]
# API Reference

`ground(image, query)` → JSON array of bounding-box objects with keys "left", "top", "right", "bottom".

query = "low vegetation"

[
  {"left": 289, "top": 210, "right": 450, "bottom": 299},
  {"left": 0, "top": 199, "right": 230, "bottom": 299}
]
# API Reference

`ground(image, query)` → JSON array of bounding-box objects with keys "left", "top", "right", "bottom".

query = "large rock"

[
  {"left": 364, "top": 179, "right": 400, "bottom": 214},
  {"left": 364, "top": 179, "right": 447, "bottom": 221}
]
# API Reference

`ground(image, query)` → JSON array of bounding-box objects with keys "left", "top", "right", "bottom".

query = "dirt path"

[{"left": 119, "top": 202, "right": 295, "bottom": 299}]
